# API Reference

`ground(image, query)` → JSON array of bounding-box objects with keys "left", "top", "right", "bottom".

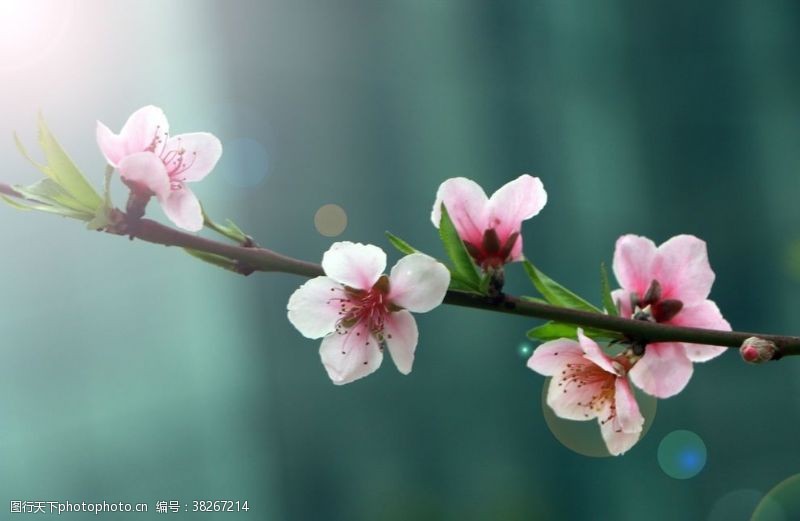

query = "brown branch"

[{"left": 4, "top": 181, "right": 799, "bottom": 358}]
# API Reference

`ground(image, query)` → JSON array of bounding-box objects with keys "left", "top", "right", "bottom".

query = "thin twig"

[{"left": 4, "top": 181, "right": 798, "bottom": 357}]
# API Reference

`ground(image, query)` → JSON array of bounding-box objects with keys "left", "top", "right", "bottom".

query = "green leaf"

[
  {"left": 86, "top": 168, "right": 116, "bottom": 230},
  {"left": 438, "top": 204, "right": 480, "bottom": 290},
  {"left": 1, "top": 195, "right": 90, "bottom": 219},
  {"left": 184, "top": 248, "right": 240, "bottom": 273},
  {"left": 519, "top": 295, "right": 550, "bottom": 305},
  {"left": 526, "top": 321, "right": 620, "bottom": 342},
  {"left": 15, "top": 179, "right": 90, "bottom": 214},
  {"left": 14, "top": 132, "right": 47, "bottom": 172},
  {"left": 202, "top": 206, "right": 250, "bottom": 244},
  {"left": 600, "top": 262, "right": 618, "bottom": 316},
  {"left": 36, "top": 114, "right": 102, "bottom": 211},
  {"left": 522, "top": 259, "right": 601, "bottom": 313},
  {"left": 385, "top": 231, "right": 417, "bottom": 255}
]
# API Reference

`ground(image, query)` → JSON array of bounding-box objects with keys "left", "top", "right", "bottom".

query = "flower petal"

[
  {"left": 652, "top": 235, "right": 715, "bottom": 303},
  {"left": 383, "top": 310, "right": 419, "bottom": 375},
  {"left": 287, "top": 276, "right": 343, "bottom": 339},
  {"left": 118, "top": 152, "right": 170, "bottom": 198},
  {"left": 611, "top": 288, "right": 633, "bottom": 318},
  {"left": 159, "top": 185, "right": 203, "bottom": 232},
  {"left": 430, "top": 177, "right": 488, "bottom": 246},
  {"left": 96, "top": 121, "right": 127, "bottom": 167},
  {"left": 614, "top": 378, "right": 644, "bottom": 434},
  {"left": 486, "top": 174, "right": 547, "bottom": 241},
  {"left": 629, "top": 342, "right": 694, "bottom": 398},
  {"left": 388, "top": 253, "right": 450, "bottom": 313},
  {"left": 163, "top": 132, "right": 223, "bottom": 183},
  {"left": 319, "top": 322, "right": 383, "bottom": 385},
  {"left": 577, "top": 329, "right": 618, "bottom": 375},
  {"left": 527, "top": 338, "right": 584, "bottom": 376},
  {"left": 97, "top": 106, "right": 169, "bottom": 167},
  {"left": 600, "top": 405, "right": 642, "bottom": 456},
  {"left": 612, "top": 235, "right": 658, "bottom": 297},
  {"left": 321, "top": 242, "right": 386, "bottom": 290},
  {"left": 669, "top": 300, "right": 731, "bottom": 362}
]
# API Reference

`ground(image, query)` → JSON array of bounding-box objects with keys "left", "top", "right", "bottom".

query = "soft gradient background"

[{"left": 1, "top": 1, "right": 799, "bottom": 519}]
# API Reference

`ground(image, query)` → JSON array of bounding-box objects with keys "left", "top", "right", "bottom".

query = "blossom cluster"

[{"left": 10, "top": 106, "right": 733, "bottom": 457}]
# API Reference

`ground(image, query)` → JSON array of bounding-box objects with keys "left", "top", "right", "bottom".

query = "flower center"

[
  {"left": 630, "top": 279, "right": 683, "bottom": 323},
  {"left": 146, "top": 127, "right": 197, "bottom": 188},
  {"left": 329, "top": 275, "right": 393, "bottom": 341},
  {"left": 463, "top": 228, "right": 520, "bottom": 268},
  {"left": 557, "top": 360, "right": 618, "bottom": 418}
]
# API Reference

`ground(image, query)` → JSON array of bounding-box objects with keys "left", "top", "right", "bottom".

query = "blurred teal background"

[{"left": 1, "top": 0, "right": 800, "bottom": 519}]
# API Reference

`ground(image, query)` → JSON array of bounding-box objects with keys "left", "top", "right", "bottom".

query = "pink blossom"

[
  {"left": 96, "top": 106, "right": 222, "bottom": 232},
  {"left": 431, "top": 175, "right": 547, "bottom": 268},
  {"left": 527, "top": 329, "right": 644, "bottom": 456},
  {"left": 612, "top": 234, "right": 731, "bottom": 398},
  {"left": 287, "top": 242, "right": 450, "bottom": 385}
]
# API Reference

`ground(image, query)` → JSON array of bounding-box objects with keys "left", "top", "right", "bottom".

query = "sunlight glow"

[{"left": 0, "top": 0, "right": 74, "bottom": 72}]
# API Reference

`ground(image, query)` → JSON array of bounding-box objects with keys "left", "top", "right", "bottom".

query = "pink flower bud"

[{"left": 739, "top": 337, "right": 777, "bottom": 364}]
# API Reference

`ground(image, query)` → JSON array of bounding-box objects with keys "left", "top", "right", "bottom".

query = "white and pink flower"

[
  {"left": 431, "top": 174, "right": 547, "bottom": 268},
  {"left": 97, "top": 105, "right": 222, "bottom": 232},
  {"left": 612, "top": 234, "right": 731, "bottom": 398},
  {"left": 527, "top": 329, "right": 644, "bottom": 456},
  {"left": 287, "top": 242, "right": 450, "bottom": 385}
]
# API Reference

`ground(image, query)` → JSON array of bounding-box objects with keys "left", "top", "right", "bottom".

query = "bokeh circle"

[
  {"left": 707, "top": 489, "right": 763, "bottom": 521},
  {"left": 314, "top": 204, "right": 348, "bottom": 237},
  {"left": 751, "top": 474, "right": 800, "bottom": 521},
  {"left": 657, "top": 430, "right": 707, "bottom": 479}
]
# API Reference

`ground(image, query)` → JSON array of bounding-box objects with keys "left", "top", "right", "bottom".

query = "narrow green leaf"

[
  {"left": 385, "top": 231, "right": 417, "bottom": 255},
  {"left": 600, "top": 262, "right": 619, "bottom": 316},
  {"left": 202, "top": 206, "right": 250, "bottom": 244},
  {"left": 37, "top": 114, "right": 102, "bottom": 211},
  {"left": 15, "top": 179, "right": 89, "bottom": 213},
  {"left": 519, "top": 295, "right": 550, "bottom": 305},
  {"left": 448, "top": 278, "right": 481, "bottom": 293},
  {"left": 526, "top": 321, "right": 619, "bottom": 342},
  {"left": 1, "top": 195, "right": 90, "bottom": 219},
  {"left": 439, "top": 204, "right": 480, "bottom": 289},
  {"left": 14, "top": 132, "right": 47, "bottom": 173},
  {"left": 522, "top": 259, "right": 601, "bottom": 313},
  {"left": 478, "top": 272, "right": 492, "bottom": 295},
  {"left": 184, "top": 248, "right": 240, "bottom": 273}
]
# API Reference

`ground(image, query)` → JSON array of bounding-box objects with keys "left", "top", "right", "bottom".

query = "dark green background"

[{"left": 1, "top": 1, "right": 799, "bottom": 519}]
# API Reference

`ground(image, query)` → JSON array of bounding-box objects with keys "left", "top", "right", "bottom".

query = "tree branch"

[{"left": 3, "top": 181, "right": 798, "bottom": 358}]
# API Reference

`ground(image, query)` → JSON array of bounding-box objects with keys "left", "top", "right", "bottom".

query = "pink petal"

[
  {"left": 319, "top": 322, "right": 383, "bottom": 385},
  {"left": 430, "top": 177, "right": 488, "bottom": 246},
  {"left": 611, "top": 288, "right": 633, "bottom": 318},
  {"left": 614, "top": 378, "right": 644, "bottom": 434},
  {"left": 507, "top": 235, "right": 524, "bottom": 262},
  {"left": 652, "top": 235, "right": 715, "bottom": 303},
  {"left": 383, "top": 310, "right": 419, "bottom": 375},
  {"left": 486, "top": 174, "right": 547, "bottom": 241},
  {"left": 546, "top": 369, "right": 608, "bottom": 421},
  {"left": 669, "top": 300, "right": 731, "bottom": 362},
  {"left": 159, "top": 184, "right": 203, "bottom": 232},
  {"left": 287, "top": 276, "right": 343, "bottom": 339},
  {"left": 577, "top": 329, "right": 618, "bottom": 375},
  {"left": 612, "top": 235, "right": 658, "bottom": 297},
  {"left": 163, "top": 132, "right": 223, "bottom": 183},
  {"left": 599, "top": 405, "right": 642, "bottom": 456},
  {"left": 629, "top": 342, "right": 694, "bottom": 398},
  {"left": 388, "top": 253, "right": 450, "bottom": 313},
  {"left": 96, "top": 121, "right": 127, "bottom": 167},
  {"left": 118, "top": 152, "right": 170, "bottom": 198},
  {"left": 321, "top": 242, "right": 386, "bottom": 290},
  {"left": 526, "top": 338, "right": 584, "bottom": 376},
  {"left": 97, "top": 106, "right": 169, "bottom": 166}
]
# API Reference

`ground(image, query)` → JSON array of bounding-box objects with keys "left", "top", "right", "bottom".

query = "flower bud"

[{"left": 740, "top": 337, "right": 777, "bottom": 364}]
